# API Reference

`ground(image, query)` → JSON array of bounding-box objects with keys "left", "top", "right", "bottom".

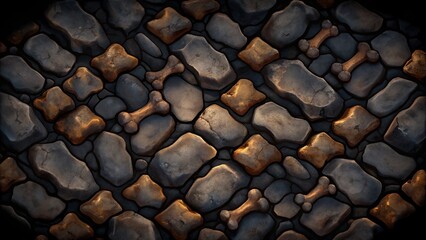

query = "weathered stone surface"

[
  {"left": 63, "top": 67, "right": 103, "bottom": 101},
  {"left": 238, "top": 37, "right": 279, "bottom": 72},
  {"left": 80, "top": 190, "right": 122, "bottom": 224},
  {"left": 231, "top": 212, "right": 274, "bottom": 240},
  {"left": 49, "top": 213, "right": 94, "bottom": 240},
  {"left": 0, "top": 55, "right": 44, "bottom": 94},
  {"left": 171, "top": 34, "right": 236, "bottom": 90},
  {"left": 182, "top": 0, "right": 220, "bottom": 21},
  {"left": 198, "top": 228, "right": 228, "bottom": 240},
  {"left": 261, "top": 0, "right": 319, "bottom": 48},
  {"left": 371, "top": 31, "right": 411, "bottom": 67},
  {"left": 109, "top": 211, "right": 161, "bottom": 240},
  {"left": 0, "top": 157, "right": 26, "bottom": 192},
  {"left": 283, "top": 156, "right": 310, "bottom": 180},
  {"left": 135, "top": 33, "right": 162, "bottom": 57},
  {"left": 123, "top": 175, "right": 166, "bottom": 208},
  {"left": 28, "top": 141, "right": 99, "bottom": 200},
  {"left": 105, "top": 0, "right": 144, "bottom": 32},
  {"left": 309, "top": 54, "right": 335, "bottom": 76},
  {"left": 325, "top": 33, "right": 357, "bottom": 61},
  {"left": 149, "top": 132, "right": 216, "bottom": 187},
  {"left": 8, "top": 21, "right": 39, "bottom": 45},
  {"left": 221, "top": 79, "right": 266, "bottom": 116},
  {"left": 333, "top": 218, "right": 382, "bottom": 240},
  {"left": 33, "top": 86, "right": 75, "bottom": 122},
  {"left": 402, "top": 169, "right": 426, "bottom": 206},
  {"left": 252, "top": 102, "right": 311, "bottom": 144},
  {"left": 115, "top": 73, "right": 149, "bottom": 111},
  {"left": 370, "top": 193, "right": 415, "bottom": 229},
  {"left": 323, "top": 158, "right": 382, "bottom": 205},
  {"left": 335, "top": 0, "right": 383, "bottom": 33},
  {"left": 206, "top": 13, "right": 247, "bottom": 49},
  {"left": 228, "top": 0, "right": 276, "bottom": 26},
  {"left": 264, "top": 179, "right": 291, "bottom": 203},
  {"left": 263, "top": 59, "right": 343, "bottom": 120},
  {"left": 274, "top": 194, "right": 300, "bottom": 219},
  {"left": 277, "top": 230, "right": 308, "bottom": 240},
  {"left": 404, "top": 49, "right": 426, "bottom": 80},
  {"left": 94, "top": 96, "right": 126, "bottom": 120},
  {"left": 343, "top": 62, "right": 385, "bottom": 98},
  {"left": 186, "top": 164, "right": 250, "bottom": 212},
  {"left": 147, "top": 7, "right": 192, "bottom": 44}
]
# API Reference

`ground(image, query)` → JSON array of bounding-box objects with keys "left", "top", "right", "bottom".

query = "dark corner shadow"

[{"left": 0, "top": 208, "right": 34, "bottom": 240}]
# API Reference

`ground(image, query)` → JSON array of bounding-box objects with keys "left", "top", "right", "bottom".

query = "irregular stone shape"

[
  {"left": 371, "top": 30, "right": 411, "bottom": 67},
  {"left": 252, "top": 102, "right": 311, "bottom": 144},
  {"left": 105, "top": 0, "right": 144, "bottom": 32},
  {"left": 33, "top": 86, "right": 75, "bottom": 122},
  {"left": 221, "top": 79, "right": 266, "bottom": 116},
  {"left": 63, "top": 67, "right": 103, "bottom": 101},
  {"left": 367, "top": 77, "right": 417, "bottom": 117},
  {"left": 335, "top": 0, "right": 383, "bottom": 33},
  {"left": 94, "top": 131, "right": 133, "bottom": 186},
  {"left": 274, "top": 194, "right": 300, "bottom": 219},
  {"left": 186, "top": 164, "right": 250, "bottom": 212},
  {"left": 404, "top": 49, "right": 426, "bottom": 80},
  {"left": 155, "top": 199, "right": 203, "bottom": 240},
  {"left": 309, "top": 54, "right": 335, "bottom": 76},
  {"left": 80, "top": 190, "right": 122, "bottom": 224},
  {"left": 198, "top": 228, "right": 228, "bottom": 240},
  {"left": 181, "top": 0, "right": 220, "bottom": 20},
  {"left": 0, "top": 157, "right": 26, "bottom": 192},
  {"left": 402, "top": 169, "right": 426, "bottom": 206},
  {"left": 261, "top": 0, "right": 319, "bottom": 48},
  {"left": 45, "top": 0, "right": 109, "bottom": 54},
  {"left": 94, "top": 96, "right": 126, "bottom": 120},
  {"left": 343, "top": 62, "right": 385, "bottom": 98},
  {"left": 233, "top": 134, "right": 281, "bottom": 175},
  {"left": 0, "top": 92, "right": 47, "bottom": 152},
  {"left": 149, "top": 132, "right": 216, "bottom": 187},
  {"left": 123, "top": 175, "right": 166, "bottom": 208},
  {"left": 164, "top": 76, "right": 203, "bottom": 122},
  {"left": 7, "top": 21, "right": 39, "bottom": 45},
  {"left": 206, "top": 13, "right": 247, "bottom": 49},
  {"left": 0, "top": 55, "right": 44, "bottom": 94},
  {"left": 231, "top": 212, "right": 274, "bottom": 240},
  {"left": 363, "top": 142, "right": 416, "bottom": 180},
  {"left": 300, "top": 197, "right": 351, "bottom": 236},
  {"left": 264, "top": 179, "right": 291, "bottom": 203},
  {"left": 28, "top": 141, "right": 99, "bottom": 200},
  {"left": 49, "top": 213, "right": 94, "bottom": 240},
  {"left": 325, "top": 33, "right": 357, "bottom": 61},
  {"left": 334, "top": 218, "right": 382, "bottom": 240},
  {"left": 54, "top": 105, "right": 105, "bottom": 145},
  {"left": 23, "top": 33, "right": 75, "bottom": 76},
  {"left": 298, "top": 132, "right": 345, "bottom": 169},
  {"left": 384, "top": 96, "right": 426, "bottom": 153},
  {"left": 283, "top": 156, "right": 310, "bottom": 180},
  {"left": 12, "top": 181, "right": 65, "bottom": 220},
  {"left": 109, "top": 211, "right": 160, "bottom": 240},
  {"left": 332, "top": 105, "right": 380, "bottom": 147},
  {"left": 263, "top": 59, "right": 343, "bottom": 120},
  {"left": 323, "top": 158, "right": 382, "bottom": 205},
  {"left": 238, "top": 37, "right": 279, "bottom": 72},
  {"left": 171, "top": 34, "right": 236, "bottom": 90},
  {"left": 228, "top": 0, "right": 276, "bottom": 26},
  {"left": 135, "top": 33, "right": 162, "bottom": 57},
  {"left": 277, "top": 230, "right": 308, "bottom": 240},
  {"left": 194, "top": 104, "right": 247, "bottom": 148},
  {"left": 115, "top": 73, "right": 149, "bottom": 111},
  {"left": 147, "top": 7, "right": 192, "bottom": 44},
  {"left": 370, "top": 193, "right": 415, "bottom": 229}
]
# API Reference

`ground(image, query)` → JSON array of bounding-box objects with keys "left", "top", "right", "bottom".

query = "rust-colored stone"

[
  {"left": 370, "top": 193, "right": 415, "bottom": 229},
  {"left": 181, "top": 0, "right": 220, "bottom": 20},
  {"left": 80, "top": 190, "right": 122, "bottom": 224},
  {"left": 49, "top": 213, "right": 94, "bottom": 240},
  {"left": 402, "top": 169, "right": 426, "bottom": 206},
  {"left": 63, "top": 67, "right": 103, "bottom": 101},
  {"left": 0, "top": 157, "right": 26, "bottom": 192},
  {"left": 403, "top": 49, "right": 426, "bottom": 81},
  {"left": 221, "top": 79, "right": 266, "bottom": 116},
  {"left": 238, "top": 37, "right": 279, "bottom": 71},
  {"left": 147, "top": 7, "right": 192, "bottom": 44},
  {"left": 8, "top": 22, "right": 39, "bottom": 45},
  {"left": 123, "top": 175, "right": 166, "bottom": 208},
  {"left": 33, "top": 86, "right": 75, "bottom": 122}
]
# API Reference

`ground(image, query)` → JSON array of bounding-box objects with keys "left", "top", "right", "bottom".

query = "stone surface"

[
  {"left": 343, "top": 62, "right": 385, "bottom": 98},
  {"left": 33, "top": 86, "right": 75, "bottom": 122},
  {"left": 325, "top": 33, "right": 357, "bottom": 61},
  {"left": 0, "top": 157, "right": 26, "bottom": 192},
  {"left": 404, "top": 49, "right": 426, "bottom": 80},
  {"left": 108, "top": 211, "right": 160, "bottom": 240},
  {"left": 228, "top": 0, "right": 276, "bottom": 26},
  {"left": 123, "top": 174, "right": 166, "bottom": 208},
  {"left": 333, "top": 218, "right": 382, "bottom": 240},
  {"left": 370, "top": 193, "right": 415, "bottom": 229},
  {"left": 335, "top": 0, "right": 383, "bottom": 33},
  {"left": 206, "top": 13, "right": 247, "bottom": 49},
  {"left": 105, "top": 0, "right": 144, "bottom": 32},
  {"left": 115, "top": 73, "right": 149, "bottom": 111},
  {"left": 283, "top": 156, "right": 310, "bottom": 180},
  {"left": 221, "top": 79, "right": 266, "bottom": 116},
  {"left": 264, "top": 179, "right": 291, "bottom": 203},
  {"left": 7, "top": 21, "right": 39, "bottom": 45},
  {"left": 309, "top": 54, "right": 335, "bottom": 76},
  {"left": 238, "top": 37, "right": 279, "bottom": 71},
  {"left": 63, "top": 67, "right": 103, "bottom": 101},
  {"left": 49, "top": 213, "right": 94, "bottom": 240},
  {"left": 80, "top": 190, "right": 122, "bottom": 224},
  {"left": 371, "top": 30, "right": 411, "bottom": 67},
  {"left": 402, "top": 169, "right": 426, "bottom": 206},
  {"left": 135, "top": 33, "right": 162, "bottom": 57},
  {"left": 94, "top": 96, "right": 126, "bottom": 120},
  {"left": 147, "top": 7, "right": 192, "bottom": 44},
  {"left": 181, "top": 0, "right": 220, "bottom": 20},
  {"left": 274, "top": 194, "right": 300, "bottom": 219},
  {"left": 198, "top": 228, "right": 228, "bottom": 240},
  {"left": 231, "top": 212, "right": 274, "bottom": 240},
  {"left": 277, "top": 230, "right": 308, "bottom": 240}
]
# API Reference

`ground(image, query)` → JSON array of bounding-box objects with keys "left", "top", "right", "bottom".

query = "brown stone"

[
  {"left": 33, "top": 86, "right": 75, "bottom": 122},
  {"left": 8, "top": 22, "right": 39, "bottom": 45},
  {"left": 332, "top": 105, "right": 380, "bottom": 147},
  {"left": 238, "top": 37, "right": 279, "bottom": 71},
  {"left": 221, "top": 79, "right": 266, "bottom": 116},
  {"left": 123, "top": 175, "right": 166, "bottom": 208},
  {"left": 233, "top": 134, "right": 282, "bottom": 175},
  {"left": 80, "top": 190, "right": 122, "bottom": 224},
  {"left": 54, "top": 105, "right": 105, "bottom": 145},
  {"left": 49, "top": 213, "right": 94, "bottom": 240},
  {"left": 0, "top": 41, "right": 6, "bottom": 53},
  {"left": 198, "top": 228, "right": 228, "bottom": 240},
  {"left": 63, "top": 67, "right": 104, "bottom": 101},
  {"left": 155, "top": 199, "right": 203, "bottom": 240},
  {"left": 403, "top": 49, "right": 426, "bottom": 81},
  {"left": 370, "top": 193, "right": 415, "bottom": 229},
  {"left": 90, "top": 43, "right": 138, "bottom": 82},
  {"left": 147, "top": 7, "right": 192, "bottom": 44},
  {"left": 0, "top": 157, "right": 26, "bottom": 192},
  {"left": 181, "top": 0, "right": 220, "bottom": 20},
  {"left": 402, "top": 169, "right": 426, "bottom": 206},
  {"left": 298, "top": 132, "right": 345, "bottom": 168}
]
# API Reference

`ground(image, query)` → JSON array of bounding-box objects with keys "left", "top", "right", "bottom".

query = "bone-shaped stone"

[
  {"left": 298, "top": 20, "right": 338, "bottom": 59},
  {"left": 294, "top": 176, "right": 336, "bottom": 212},
  {"left": 220, "top": 188, "right": 269, "bottom": 230},
  {"left": 146, "top": 55, "right": 185, "bottom": 90},
  {"left": 331, "top": 42, "right": 379, "bottom": 82},
  {"left": 118, "top": 91, "right": 170, "bottom": 133}
]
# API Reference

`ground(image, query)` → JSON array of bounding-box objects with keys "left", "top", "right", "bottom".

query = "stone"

[
  {"left": 371, "top": 31, "right": 411, "bottom": 67},
  {"left": 135, "top": 159, "right": 148, "bottom": 171},
  {"left": 7, "top": 22, "right": 39, "bottom": 45},
  {"left": 283, "top": 156, "right": 310, "bottom": 180},
  {"left": 343, "top": 62, "right": 385, "bottom": 98},
  {"left": 325, "top": 33, "right": 357, "bottom": 61},
  {"left": 298, "top": 132, "right": 345, "bottom": 169},
  {"left": 261, "top": 0, "right": 319, "bottom": 48},
  {"left": 45, "top": 0, "right": 109, "bottom": 54},
  {"left": 264, "top": 179, "right": 291, "bottom": 203},
  {"left": 206, "top": 13, "right": 247, "bottom": 49},
  {"left": 186, "top": 164, "right": 250, "bottom": 212},
  {"left": 221, "top": 79, "right": 266, "bottom": 116},
  {"left": 181, "top": 0, "right": 220, "bottom": 20},
  {"left": 384, "top": 96, "right": 426, "bottom": 153},
  {"left": 0, "top": 55, "right": 44, "bottom": 94},
  {"left": 300, "top": 197, "right": 351, "bottom": 236},
  {"left": 370, "top": 193, "right": 415, "bottom": 229},
  {"left": 123, "top": 175, "right": 166, "bottom": 208},
  {"left": 105, "top": 0, "right": 144, "bottom": 32},
  {"left": 12, "top": 181, "right": 65, "bottom": 220},
  {"left": 63, "top": 67, "right": 104, "bottom": 101},
  {"left": 277, "top": 230, "right": 308, "bottom": 240},
  {"left": 333, "top": 218, "right": 382, "bottom": 240},
  {"left": 404, "top": 49, "right": 426, "bottom": 80},
  {"left": 238, "top": 37, "right": 279, "bottom": 71},
  {"left": 0, "top": 157, "right": 26, "bottom": 192},
  {"left": 309, "top": 54, "right": 335, "bottom": 76},
  {"left": 95, "top": 96, "right": 126, "bottom": 120},
  {"left": 28, "top": 141, "right": 99, "bottom": 200},
  {"left": 228, "top": 0, "right": 276, "bottom": 26},
  {"left": 402, "top": 169, "right": 426, "bottom": 206},
  {"left": 149, "top": 132, "right": 216, "bottom": 187},
  {"left": 155, "top": 199, "right": 203, "bottom": 240},
  {"left": 171, "top": 34, "right": 236, "bottom": 90},
  {"left": 335, "top": 0, "right": 383, "bottom": 33},
  {"left": 135, "top": 33, "right": 162, "bottom": 57},
  {"left": 0, "top": 92, "right": 47, "bottom": 152},
  {"left": 263, "top": 59, "right": 343, "bottom": 120},
  {"left": 163, "top": 76, "right": 203, "bottom": 122},
  {"left": 115, "top": 74, "right": 149, "bottom": 111},
  {"left": 231, "top": 212, "right": 274, "bottom": 240},
  {"left": 274, "top": 194, "right": 300, "bottom": 219},
  {"left": 367, "top": 77, "right": 417, "bottom": 117},
  {"left": 147, "top": 7, "right": 192, "bottom": 44},
  {"left": 80, "top": 190, "right": 122, "bottom": 224},
  {"left": 54, "top": 105, "right": 105, "bottom": 145},
  {"left": 194, "top": 104, "right": 247, "bottom": 148},
  {"left": 252, "top": 102, "right": 311, "bottom": 144},
  {"left": 23, "top": 33, "right": 76, "bottom": 76},
  {"left": 332, "top": 105, "right": 380, "bottom": 147},
  {"left": 323, "top": 158, "right": 382, "bottom": 205},
  {"left": 49, "top": 213, "right": 94, "bottom": 240},
  {"left": 94, "top": 131, "right": 133, "bottom": 186},
  {"left": 109, "top": 211, "right": 160, "bottom": 240},
  {"left": 33, "top": 86, "right": 75, "bottom": 122}
]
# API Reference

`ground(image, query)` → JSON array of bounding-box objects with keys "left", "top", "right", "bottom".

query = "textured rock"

[
  {"left": 343, "top": 62, "right": 385, "bottom": 98},
  {"left": 231, "top": 212, "right": 274, "bottom": 240},
  {"left": 274, "top": 194, "right": 300, "bottom": 219},
  {"left": 94, "top": 96, "right": 126, "bottom": 120},
  {"left": 147, "top": 7, "right": 192, "bottom": 44},
  {"left": 333, "top": 218, "right": 382, "bottom": 240},
  {"left": 277, "top": 230, "right": 308, "bottom": 240},
  {"left": 80, "top": 190, "right": 122, "bottom": 224},
  {"left": 221, "top": 79, "right": 265, "bottom": 116},
  {"left": 33, "top": 86, "right": 75, "bottom": 122},
  {"left": 325, "top": 33, "right": 357, "bottom": 61},
  {"left": 335, "top": 0, "right": 383, "bottom": 33},
  {"left": 49, "top": 213, "right": 94, "bottom": 240},
  {"left": 123, "top": 175, "right": 166, "bottom": 208},
  {"left": 370, "top": 193, "right": 415, "bottom": 229},
  {"left": 371, "top": 31, "right": 411, "bottom": 67},
  {"left": 109, "top": 211, "right": 160, "bottom": 240},
  {"left": 283, "top": 156, "right": 310, "bottom": 180},
  {"left": 105, "top": 0, "right": 144, "bottom": 32},
  {"left": 309, "top": 54, "right": 335, "bottom": 76},
  {"left": 135, "top": 33, "right": 162, "bottom": 57},
  {"left": 238, "top": 37, "right": 279, "bottom": 71},
  {"left": 115, "top": 74, "right": 149, "bottom": 111},
  {"left": 0, "top": 157, "right": 26, "bottom": 192},
  {"left": 228, "top": 0, "right": 276, "bottom": 26},
  {"left": 206, "top": 13, "right": 247, "bottom": 49},
  {"left": 181, "top": 0, "right": 220, "bottom": 20},
  {"left": 402, "top": 169, "right": 426, "bottom": 206},
  {"left": 198, "top": 228, "right": 228, "bottom": 240},
  {"left": 264, "top": 179, "right": 291, "bottom": 203},
  {"left": 7, "top": 21, "right": 39, "bottom": 45},
  {"left": 63, "top": 67, "right": 103, "bottom": 101},
  {"left": 404, "top": 49, "right": 426, "bottom": 80}
]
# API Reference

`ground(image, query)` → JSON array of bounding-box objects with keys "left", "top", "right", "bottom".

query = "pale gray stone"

[
  {"left": 371, "top": 30, "right": 411, "bottom": 67},
  {"left": 108, "top": 211, "right": 161, "bottom": 240},
  {"left": 283, "top": 156, "right": 310, "bottom": 180},
  {"left": 264, "top": 179, "right": 291, "bottom": 203},
  {"left": 274, "top": 194, "right": 300, "bottom": 219},
  {"left": 115, "top": 74, "right": 149, "bottom": 111},
  {"left": 335, "top": 0, "right": 383, "bottom": 33},
  {"left": 343, "top": 62, "right": 385, "bottom": 98},
  {"left": 135, "top": 33, "right": 162, "bottom": 57},
  {"left": 206, "top": 13, "right": 247, "bottom": 49}
]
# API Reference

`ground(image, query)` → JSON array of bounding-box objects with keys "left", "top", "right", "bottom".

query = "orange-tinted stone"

[
  {"left": 238, "top": 37, "right": 279, "bottom": 71},
  {"left": 8, "top": 22, "right": 39, "bottom": 45},
  {"left": 63, "top": 67, "right": 103, "bottom": 101},
  {"left": 402, "top": 169, "right": 426, "bottom": 206},
  {"left": 0, "top": 157, "right": 26, "bottom": 192},
  {"left": 80, "top": 190, "right": 122, "bottom": 224},
  {"left": 221, "top": 79, "right": 266, "bottom": 116},
  {"left": 147, "top": 7, "right": 192, "bottom": 44},
  {"left": 33, "top": 86, "right": 75, "bottom": 122},
  {"left": 49, "top": 213, "right": 94, "bottom": 240},
  {"left": 403, "top": 49, "right": 426, "bottom": 81},
  {"left": 370, "top": 193, "right": 415, "bottom": 229},
  {"left": 123, "top": 175, "right": 166, "bottom": 208},
  {"left": 181, "top": 0, "right": 220, "bottom": 20}
]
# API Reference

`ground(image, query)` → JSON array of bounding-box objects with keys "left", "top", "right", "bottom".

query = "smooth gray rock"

[
  {"left": 333, "top": 217, "right": 382, "bottom": 240},
  {"left": 135, "top": 33, "right": 162, "bottom": 57},
  {"left": 206, "top": 13, "right": 247, "bottom": 49},
  {"left": 108, "top": 211, "right": 161, "bottom": 240},
  {"left": 371, "top": 30, "right": 411, "bottom": 67},
  {"left": 283, "top": 156, "right": 310, "bottom": 180},
  {"left": 335, "top": 0, "right": 383, "bottom": 33},
  {"left": 95, "top": 96, "right": 126, "bottom": 120},
  {"left": 286, "top": 159, "right": 318, "bottom": 192},
  {"left": 264, "top": 179, "right": 291, "bottom": 203},
  {"left": 343, "top": 62, "right": 385, "bottom": 98},
  {"left": 231, "top": 212, "right": 274, "bottom": 240},
  {"left": 309, "top": 54, "right": 335, "bottom": 76},
  {"left": 325, "top": 33, "right": 357, "bottom": 61},
  {"left": 115, "top": 74, "right": 149, "bottom": 111},
  {"left": 228, "top": 0, "right": 276, "bottom": 26},
  {"left": 274, "top": 194, "right": 300, "bottom": 219},
  {"left": 198, "top": 228, "right": 228, "bottom": 240},
  {"left": 105, "top": 0, "right": 144, "bottom": 32}
]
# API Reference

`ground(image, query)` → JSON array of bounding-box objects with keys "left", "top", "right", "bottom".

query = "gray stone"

[
  {"left": 261, "top": 0, "right": 319, "bottom": 48},
  {"left": 343, "top": 62, "right": 385, "bottom": 98},
  {"left": 325, "top": 33, "right": 357, "bottom": 61},
  {"left": 95, "top": 96, "right": 126, "bottom": 120},
  {"left": 371, "top": 30, "right": 411, "bottom": 67},
  {"left": 283, "top": 156, "right": 310, "bottom": 180},
  {"left": 274, "top": 194, "right": 300, "bottom": 219},
  {"left": 264, "top": 179, "right": 291, "bottom": 203},
  {"left": 277, "top": 230, "right": 308, "bottom": 240},
  {"left": 334, "top": 217, "right": 382, "bottom": 240},
  {"left": 323, "top": 158, "right": 382, "bottom": 206},
  {"left": 198, "top": 228, "right": 228, "bottom": 240},
  {"left": 231, "top": 212, "right": 274, "bottom": 240},
  {"left": 108, "top": 211, "right": 161, "bottom": 240},
  {"left": 135, "top": 159, "right": 148, "bottom": 171},
  {"left": 263, "top": 60, "right": 343, "bottom": 120},
  {"left": 105, "top": 0, "right": 144, "bottom": 33},
  {"left": 171, "top": 34, "right": 236, "bottom": 90},
  {"left": 115, "top": 74, "right": 149, "bottom": 111},
  {"left": 206, "top": 13, "right": 247, "bottom": 49},
  {"left": 135, "top": 33, "right": 162, "bottom": 57},
  {"left": 286, "top": 159, "right": 318, "bottom": 192},
  {"left": 228, "top": 0, "right": 276, "bottom": 26},
  {"left": 94, "top": 131, "right": 133, "bottom": 186},
  {"left": 335, "top": 0, "right": 383, "bottom": 33},
  {"left": 309, "top": 54, "right": 335, "bottom": 76}
]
